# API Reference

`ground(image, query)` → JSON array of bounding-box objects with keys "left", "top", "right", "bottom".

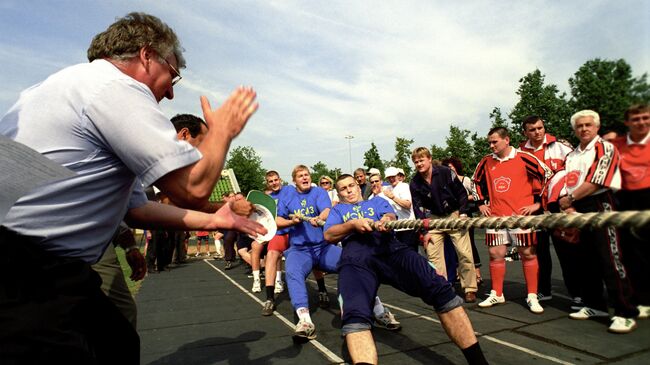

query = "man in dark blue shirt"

[
  {"left": 410, "top": 147, "right": 478, "bottom": 303},
  {"left": 325, "top": 174, "right": 488, "bottom": 365}
]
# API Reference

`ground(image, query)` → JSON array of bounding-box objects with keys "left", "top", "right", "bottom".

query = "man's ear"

[
  {"left": 139, "top": 47, "right": 155, "bottom": 70},
  {"left": 177, "top": 127, "right": 190, "bottom": 141}
]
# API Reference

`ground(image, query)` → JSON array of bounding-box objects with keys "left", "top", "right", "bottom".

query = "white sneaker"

[
  {"left": 374, "top": 309, "right": 401, "bottom": 331},
  {"left": 274, "top": 280, "right": 284, "bottom": 294},
  {"left": 293, "top": 319, "right": 316, "bottom": 341},
  {"left": 527, "top": 293, "right": 544, "bottom": 314},
  {"left": 608, "top": 316, "right": 637, "bottom": 334},
  {"left": 252, "top": 278, "right": 261, "bottom": 293},
  {"left": 637, "top": 305, "right": 650, "bottom": 319},
  {"left": 478, "top": 290, "right": 505, "bottom": 308},
  {"left": 569, "top": 307, "right": 609, "bottom": 320}
]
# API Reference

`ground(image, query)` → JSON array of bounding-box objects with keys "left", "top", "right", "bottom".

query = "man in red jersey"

[
  {"left": 518, "top": 116, "right": 573, "bottom": 303},
  {"left": 559, "top": 110, "right": 639, "bottom": 334},
  {"left": 611, "top": 104, "right": 650, "bottom": 321},
  {"left": 473, "top": 127, "right": 552, "bottom": 314}
]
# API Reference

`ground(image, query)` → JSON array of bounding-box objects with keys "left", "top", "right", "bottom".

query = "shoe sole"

[
  {"left": 375, "top": 322, "right": 402, "bottom": 331},
  {"left": 478, "top": 301, "right": 505, "bottom": 308},
  {"left": 608, "top": 323, "right": 637, "bottom": 334},
  {"left": 570, "top": 314, "right": 608, "bottom": 320},
  {"left": 292, "top": 333, "right": 317, "bottom": 343}
]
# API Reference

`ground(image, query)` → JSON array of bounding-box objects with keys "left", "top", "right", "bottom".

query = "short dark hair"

[
  {"left": 334, "top": 174, "right": 355, "bottom": 190},
  {"left": 624, "top": 104, "right": 650, "bottom": 121},
  {"left": 170, "top": 114, "right": 207, "bottom": 137},
  {"left": 441, "top": 157, "right": 464, "bottom": 176},
  {"left": 521, "top": 115, "right": 543, "bottom": 131},
  {"left": 488, "top": 127, "right": 509, "bottom": 139}
]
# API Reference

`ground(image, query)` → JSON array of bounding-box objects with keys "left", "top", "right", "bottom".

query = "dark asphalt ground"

[{"left": 137, "top": 238, "right": 650, "bottom": 364}]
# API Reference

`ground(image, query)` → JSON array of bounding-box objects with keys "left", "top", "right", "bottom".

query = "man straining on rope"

[{"left": 324, "top": 174, "right": 488, "bottom": 365}]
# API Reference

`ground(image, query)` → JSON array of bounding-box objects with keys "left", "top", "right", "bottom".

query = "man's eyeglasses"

[
  {"left": 162, "top": 58, "right": 182, "bottom": 86},
  {"left": 370, "top": 180, "right": 381, "bottom": 184}
]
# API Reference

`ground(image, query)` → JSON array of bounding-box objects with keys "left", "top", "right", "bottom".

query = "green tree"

[
  {"left": 390, "top": 137, "right": 414, "bottom": 178},
  {"left": 445, "top": 125, "right": 474, "bottom": 175},
  {"left": 429, "top": 144, "right": 447, "bottom": 162},
  {"left": 509, "top": 69, "right": 573, "bottom": 142},
  {"left": 363, "top": 142, "right": 385, "bottom": 173},
  {"left": 631, "top": 73, "right": 650, "bottom": 104},
  {"left": 225, "top": 146, "right": 266, "bottom": 194},
  {"left": 569, "top": 59, "right": 638, "bottom": 134},
  {"left": 329, "top": 167, "right": 343, "bottom": 179},
  {"left": 489, "top": 107, "right": 509, "bottom": 129},
  {"left": 488, "top": 106, "right": 523, "bottom": 147},
  {"left": 311, "top": 161, "right": 342, "bottom": 180},
  {"left": 311, "top": 161, "right": 331, "bottom": 180},
  {"left": 469, "top": 132, "right": 489, "bottom": 174}
]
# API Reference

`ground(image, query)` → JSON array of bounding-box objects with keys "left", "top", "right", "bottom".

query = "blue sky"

[{"left": 1, "top": 0, "right": 648, "bottom": 182}]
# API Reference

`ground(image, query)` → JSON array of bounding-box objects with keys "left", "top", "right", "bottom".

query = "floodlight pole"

[{"left": 345, "top": 135, "right": 354, "bottom": 173}]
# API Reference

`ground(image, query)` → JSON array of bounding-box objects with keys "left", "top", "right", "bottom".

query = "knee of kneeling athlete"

[
  {"left": 433, "top": 294, "right": 464, "bottom": 314},
  {"left": 341, "top": 322, "right": 372, "bottom": 337}
]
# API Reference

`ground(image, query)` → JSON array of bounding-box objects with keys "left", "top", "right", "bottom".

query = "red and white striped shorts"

[{"left": 485, "top": 228, "right": 537, "bottom": 247}]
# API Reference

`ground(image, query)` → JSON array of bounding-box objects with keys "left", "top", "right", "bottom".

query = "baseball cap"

[
  {"left": 368, "top": 168, "right": 381, "bottom": 176},
  {"left": 384, "top": 166, "right": 399, "bottom": 178}
]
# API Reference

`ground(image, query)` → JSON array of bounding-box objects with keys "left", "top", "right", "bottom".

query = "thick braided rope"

[{"left": 289, "top": 210, "right": 650, "bottom": 231}]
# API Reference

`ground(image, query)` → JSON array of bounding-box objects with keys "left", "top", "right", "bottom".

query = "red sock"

[
  {"left": 489, "top": 259, "right": 506, "bottom": 296},
  {"left": 522, "top": 256, "right": 539, "bottom": 294}
]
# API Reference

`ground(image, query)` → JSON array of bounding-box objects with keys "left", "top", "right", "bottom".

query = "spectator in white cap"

[
  {"left": 397, "top": 168, "right": 406, "bottom": 182},
  {"left": 381, "top": 167, "right": 417, "bottom": 251}
]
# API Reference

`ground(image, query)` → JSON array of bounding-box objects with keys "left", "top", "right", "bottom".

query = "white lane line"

[
  {"left": 481, "top": 335, "right": 575, "bottom": 365},
  {"left": 203, "top": 260, "right": 345, "bottom": 364},
  {"left": 311, "top": 279, "right": 575, "bottom": 365}
]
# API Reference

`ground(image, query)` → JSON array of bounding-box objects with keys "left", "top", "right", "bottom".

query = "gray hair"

[
  {"left": 87, "top": 12, "right": 185, "bottom": 68},
  {"left": 570, "top": 110, "right": 600, "bottom": 129}
]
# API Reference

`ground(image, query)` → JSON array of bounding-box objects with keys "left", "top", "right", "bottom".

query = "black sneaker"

[{"left": 225, "top": 261, "right": 233, "bottom": 270}]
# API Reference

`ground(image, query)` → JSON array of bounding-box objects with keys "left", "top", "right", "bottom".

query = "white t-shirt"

[
  {"left": 327, "top": 189, "right": 339, "bottom": 204},
  {"left": 382, "top": 182, "right": 415, "bottom": 221},
  {"left": 0, "top": 60, "right": 201, "bottom": 263}
]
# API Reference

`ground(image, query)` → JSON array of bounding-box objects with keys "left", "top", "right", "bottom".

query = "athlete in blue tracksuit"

[
  {"left": 324, "top": 174, "right": 488, "bottom": 365},
  {"left": 276, "top": 165, "right": 342, "bottom": 340}
]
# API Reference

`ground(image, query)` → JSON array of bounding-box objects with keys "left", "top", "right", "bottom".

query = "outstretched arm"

[
  {"left": 155, "top": 87, "right": 258, "bottom": 210},
  {"left": 125, "top": 200, "right": 266, "bottom": 237}
]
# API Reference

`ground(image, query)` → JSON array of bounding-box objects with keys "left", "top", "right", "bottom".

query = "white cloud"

[{"left": 1, "top": 0, "right": 647, "bottom": 182}]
